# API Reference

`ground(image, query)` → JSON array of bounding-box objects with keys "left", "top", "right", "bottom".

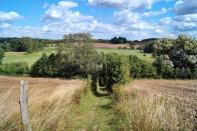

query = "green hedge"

[{"left": 0, "top": 62, "right": 29, "bottom": 75}]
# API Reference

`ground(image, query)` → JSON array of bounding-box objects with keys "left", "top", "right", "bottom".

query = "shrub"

[
  {"left": 0, "top": 47, "right": 4, "bottom": 64},
  {"left": 98, "top": 53, "right": 130, "bottom": 92},
  {"left": 31, "top": 53, "right": 52, "bottom": 77},
  {"left": 153, "top": 35, "right": 197, "bottom": 79},
  {"left": 0, "top": 62, "right": 29, "bottom": 75},
  {"left": 128, "top": 55, "right": 156, "bottom": 78}
]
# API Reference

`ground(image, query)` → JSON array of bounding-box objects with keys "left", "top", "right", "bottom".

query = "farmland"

[{"left": 119, "top": 80, "right": 197, "bottom": 130}]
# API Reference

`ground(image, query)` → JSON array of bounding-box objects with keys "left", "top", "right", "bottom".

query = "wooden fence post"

[{"left": 20, "top": 80, "right": 32, "bottom": 131}]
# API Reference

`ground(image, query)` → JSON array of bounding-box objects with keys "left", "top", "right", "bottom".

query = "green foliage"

[
  {"left": 0, "top": 37, "right": 45, "bottom": 53},
  {"left": 0, "top": 47, "right": 4, "bottom": 64},
  {"left": 63, "top": 32, "right": 92, "bottom": 44},
  {"left": 143, "top": 41, "right": 155, "bottom": 53},
  {"left": 31, "top": 35, "right": 99, "bottom": 78},
  {"left": 31, "top": 53, "right": 50, "bottom": 77},
  {"left": 110, "top": 37, "right": 127, "bottom": 44},
  {"left": 153, "top": 35, "right": 197, "bottom": 79},
  {"left": 128, "top": 55, "right": 156, "bottom": 78},
  {"left": 0, "top": 62, "right": 29, "bottom": 75},
  {"left": 98, "top": 53, "right": 130, "bottom": 92},
  {"left": 153, "top": 55, "right": 174, "bottom": 78}
]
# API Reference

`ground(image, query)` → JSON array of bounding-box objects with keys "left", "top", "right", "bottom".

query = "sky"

[{"left": 0, "top": 0, "right": 196, "bottom": 40}]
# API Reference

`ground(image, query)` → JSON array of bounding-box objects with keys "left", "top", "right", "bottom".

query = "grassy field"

[
  {"left": 97, "top": 48, "right": 154, "bottom": 62},
  {"left": 2, "top": 47, "right": 153, "bottom": 66},
  {"left": 2, "top": 47, "right": 57, "bottom": 66}
]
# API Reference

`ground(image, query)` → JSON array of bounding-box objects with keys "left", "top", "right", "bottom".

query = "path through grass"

[{"left": 73, "top": 87, "right": 119, "bottom": 131}]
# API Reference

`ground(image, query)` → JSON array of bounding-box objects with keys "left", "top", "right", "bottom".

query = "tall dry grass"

[
  {"left": 0, "top": 76, "right": 85, "bottom": 131},
  {"left": 114, "top": 87, "right": 183, "bottom": 131}
]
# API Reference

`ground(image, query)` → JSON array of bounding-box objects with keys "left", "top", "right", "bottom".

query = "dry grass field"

[
  {"left": 0, "top": 75, "right": 85, "bottom": 130},
  {"left": 120, "top": 80, "right": 197, "bottom": 130}
]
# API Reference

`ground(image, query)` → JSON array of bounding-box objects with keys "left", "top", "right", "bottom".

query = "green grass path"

[{"left": 73, "top": 89, "right": 118, "bottom": 131}]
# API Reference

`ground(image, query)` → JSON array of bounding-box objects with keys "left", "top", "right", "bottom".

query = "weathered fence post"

[{"left": 20, "top": 80, "right": 32, "bottom": 131}]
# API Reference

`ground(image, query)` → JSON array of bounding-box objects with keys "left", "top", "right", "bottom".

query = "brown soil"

[{"left": 93, "top": 43, "right": 130, "bottom": 49}]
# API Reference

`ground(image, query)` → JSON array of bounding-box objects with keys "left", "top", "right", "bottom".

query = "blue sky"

[{"left": 0, "top": 0, "right": 196, "bottom": 40}]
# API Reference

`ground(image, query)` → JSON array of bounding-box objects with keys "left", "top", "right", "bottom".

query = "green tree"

[
  {"left": 99, "top": 53, "right": 130, "bottom": 92},
  {"left": 31, "top": 53, "right": 49, "bottom": 77},
  {"left": 0, "top": 47, "right": 4, "bottom": 64}
]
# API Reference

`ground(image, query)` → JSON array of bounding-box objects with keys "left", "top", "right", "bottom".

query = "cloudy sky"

[{"left": 0, "top": 0, "right": 196, "bottom": 40}]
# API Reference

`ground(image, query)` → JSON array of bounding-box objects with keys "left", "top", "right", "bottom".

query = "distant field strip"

[
  {"left": 97, "top": 48, "right": 154, "bottom": 62},
  {"left": 2, "top": 47, "right": 57, "bottom": 66}
]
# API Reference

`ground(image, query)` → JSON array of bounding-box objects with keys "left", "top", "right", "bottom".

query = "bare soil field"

[
  {"left": 0, "top": 75, "right": 85, "bottom": 130},
  {"left": 124, "top": 80, "right": 197, "bottom": 130},
  {"left": 93, "top": 42, "right": 130, "bottom": 49}
]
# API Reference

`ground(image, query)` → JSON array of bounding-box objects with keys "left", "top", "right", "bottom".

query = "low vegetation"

[{"left": 0, "top": 62, "right": 29, "bottom": 75}]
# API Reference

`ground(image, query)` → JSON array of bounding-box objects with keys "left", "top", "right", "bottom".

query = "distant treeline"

[
  {"left": 96, "top": 37, "right": 158, "bottom": 45},
  {"left": 0, "top": 37, "right": 62, "bottom": 53}
]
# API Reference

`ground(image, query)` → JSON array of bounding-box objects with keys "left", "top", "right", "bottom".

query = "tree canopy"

[
  {"left": 110, "top": 37, "right": 127, "bottom": 44},
  {"left": 153, "top": 35, "right": 197, "bottom": 79}
]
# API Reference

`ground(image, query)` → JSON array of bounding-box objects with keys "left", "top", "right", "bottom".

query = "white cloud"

[
  {"left": 172, "top": 0, "right": 197, "bottom": 34},
  {"left": 113, "top": 10, "right": 154, "bottom": 30},
  {"left": 88, "top": 0, "right": 159, "bottom": 10},
  {"left": 174, "top": 14, "right": 197, "bottom": 22},
  {"left": 160, "top": 17, "right": 173, "bottom": 25},
  {"left": 143, "top": 8, "right": 167, "bottom": 17},
  {"left": 0, "top": 11, "right": 22, "bottom": 22},
  {"left": 174, "top": 0, "right": 197, "bottom": 15},
  {"left": 0, "top": 23, "right": 10, "bottom": 29},
  {"left": 43, "top": 1, "right": 93, "bottom": 22}
]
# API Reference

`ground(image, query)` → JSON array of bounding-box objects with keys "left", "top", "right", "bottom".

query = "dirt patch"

[{"left": 93, "top": 43, "right": 130, "bottom": 49}]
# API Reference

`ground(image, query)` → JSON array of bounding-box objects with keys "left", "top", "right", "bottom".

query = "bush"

[
  {"left": 153, "top": 35, "right": 197, "bottom": 79},
  {"left": 0, "top": 62, "right": 29, "bottom": 75},
  {"left": 128, "top": 55, "right": 156, "bottom": 78},
  {"left": 31, "top": 53, "right": 53, "bottom": 77},
  {"left": 0, "top": 47, "right": 4, "bottom": 64},
  {"left": 98, "top": 53, "right": 130, "bottom": 92}
]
